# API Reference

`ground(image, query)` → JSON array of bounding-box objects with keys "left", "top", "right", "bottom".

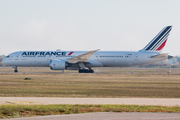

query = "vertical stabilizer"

[{"left": 141, "top": 26, "right": 172, "bottom": 53}]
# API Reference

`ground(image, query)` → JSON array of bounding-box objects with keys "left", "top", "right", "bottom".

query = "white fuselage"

[
  {"left": 2, "top": 50, "right": 168, "bottom": 69},
  {"left": 1, "top": 26, "right": 172, "bottom": 73}
]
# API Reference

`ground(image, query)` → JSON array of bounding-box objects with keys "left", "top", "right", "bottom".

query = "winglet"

[{"left": 67, "top": 49, "right": 100, "bottom": 63}]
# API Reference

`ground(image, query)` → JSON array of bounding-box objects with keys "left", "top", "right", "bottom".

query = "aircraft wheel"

[
  {"left": 78, "top": 69, "right": 83, "bottom": 73},
  {"left": 79, "top": 69, "right": 94, "bottom": 73},
  {"left": 84, "top": 69, "right": 89, "bottom": 73},
  {"left": 89, "top": 69, "right": 94, "bottom": 73},
  {"left": 14, "top": 69, "right": 18, "bottom": 73}
]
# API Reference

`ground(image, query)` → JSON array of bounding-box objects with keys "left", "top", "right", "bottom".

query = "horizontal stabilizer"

[{"left": 150, "top": 53, "right": 169, "bottom": 58}]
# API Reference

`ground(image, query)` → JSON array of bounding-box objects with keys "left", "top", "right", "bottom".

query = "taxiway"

[{"left": 0, "top": 97, "right": 180, "bottom": 106}]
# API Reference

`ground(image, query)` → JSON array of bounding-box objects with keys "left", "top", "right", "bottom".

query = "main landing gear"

[
  {"left": 13, "top": 66, "right": 18, "bottom": 73},
  {"left": 78, "top": 69, "right": 94, "bottom": 73},
  {"left": 78, "top": 63, "right": 94, "bottom": 73}
]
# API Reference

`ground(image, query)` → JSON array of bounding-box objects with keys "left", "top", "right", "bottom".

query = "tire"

[
  {"left": 14, "top": 69, "right": 18, "bottom": 73},
  {"left": 89, "top": 69, "right": 94, "bottom": 73},
  {"left": 84, "top": 69, "right": 89, "bottom": 73},
  {"left": 78, "top": 69, "right": 83, "bottom": 73},
  {"left": 79, "top": 69, "right": 94, "bottom": 73}
]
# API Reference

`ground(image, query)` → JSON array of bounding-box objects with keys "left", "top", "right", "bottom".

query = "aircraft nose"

[{"left": 1, "top": 59, "right": 5, "bottom": 65}]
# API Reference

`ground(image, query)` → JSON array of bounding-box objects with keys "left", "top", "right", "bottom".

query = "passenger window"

[{"left": 6, "top": 55, "right": 10, "bottom": 58}]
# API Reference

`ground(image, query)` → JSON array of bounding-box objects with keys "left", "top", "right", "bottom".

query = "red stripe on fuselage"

[
  {"left": 68, "top": 52, "right": 74, "bottom": 56},
  {"left": 156, "top": 39, "right": 167, "bottom": 51}
]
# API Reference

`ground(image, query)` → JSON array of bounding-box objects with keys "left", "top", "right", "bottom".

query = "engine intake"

[{"left": 49, "top": 59, "right": 68, "bottom": 70}]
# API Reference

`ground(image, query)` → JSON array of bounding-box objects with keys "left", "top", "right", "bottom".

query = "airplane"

[{"left": 2, "top": 26, "right": 173, "bottom": 73}]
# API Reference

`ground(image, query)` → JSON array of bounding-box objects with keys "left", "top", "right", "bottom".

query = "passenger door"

[
  {"left": 14, "top": 54, "right": 19, "bottom": 60},
  {"left": 125, "top": 54, "right": 132, "bottom": 65},
  {"left": 134, "top": 54, "right": 138, "bottom": 61}
]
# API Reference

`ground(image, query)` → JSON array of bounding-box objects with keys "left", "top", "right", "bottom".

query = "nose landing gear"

[{"left": 13, "top": 66, "right": 18, "bottom": 73}]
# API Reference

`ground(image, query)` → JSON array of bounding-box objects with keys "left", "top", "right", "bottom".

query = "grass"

[
  {"left": 0, "top": 67, "right": 180, "bottom": 119},
  {"left": 0, "top": 67, "right": 180, "bottom": 98},
  {"left": 1, "top": 104, "right": 180, "bottom": 119}
]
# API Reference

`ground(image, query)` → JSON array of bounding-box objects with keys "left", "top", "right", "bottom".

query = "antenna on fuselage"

[{"left": 56, "top": 49, "right": 61, "bottom": 51}]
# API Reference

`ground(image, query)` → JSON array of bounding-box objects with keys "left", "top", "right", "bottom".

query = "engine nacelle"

[{"left": 49, "top": 59, "right": 68, "bottom": 70}]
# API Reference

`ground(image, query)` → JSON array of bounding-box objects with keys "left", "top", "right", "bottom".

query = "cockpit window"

[{"left": 6, "top": 55, "right": 10, "bottom": 58}]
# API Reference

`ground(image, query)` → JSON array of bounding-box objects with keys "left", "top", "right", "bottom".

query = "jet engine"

[{"left": 49, "top": 59, "right": 68, "bottom": 70}]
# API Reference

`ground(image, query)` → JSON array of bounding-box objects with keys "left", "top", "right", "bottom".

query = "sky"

[{"left": 0, "top": 0, "right": 180, "bottom": 56}]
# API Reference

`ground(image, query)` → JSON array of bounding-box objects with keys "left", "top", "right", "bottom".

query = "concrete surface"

[
  {"left": 4, "top": 112, "right": 180, "bottom": 120},
  {"left": 0, "top": 97, "right": 180, "bottom": 106}
]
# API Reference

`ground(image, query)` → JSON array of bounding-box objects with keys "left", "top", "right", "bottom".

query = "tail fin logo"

[
  {"left": 68, "top": 52, "right": 74, "bottom": 56},
  {"left": 141, "top": 26, "right": 172, "bottom": 52}
]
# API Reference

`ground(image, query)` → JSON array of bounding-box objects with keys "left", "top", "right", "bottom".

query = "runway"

[
  {"left": 5, "top": 112, "right": 180, "bottom": 120},
  {"left": 0, "top": 97, "right": 180, "bottom": 106}
]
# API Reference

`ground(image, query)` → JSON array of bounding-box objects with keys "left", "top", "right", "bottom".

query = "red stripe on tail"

[{"left": 156, "top": 39, "right": 167, "bottom": 51}]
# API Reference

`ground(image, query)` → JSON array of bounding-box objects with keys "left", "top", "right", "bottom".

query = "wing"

[{"left": 67, "top": 49, "right": 100, "bottom": 63}]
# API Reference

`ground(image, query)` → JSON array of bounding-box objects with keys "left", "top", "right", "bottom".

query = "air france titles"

[{"left": 22, "top": 52, "right": 66, "bottom": 57}]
